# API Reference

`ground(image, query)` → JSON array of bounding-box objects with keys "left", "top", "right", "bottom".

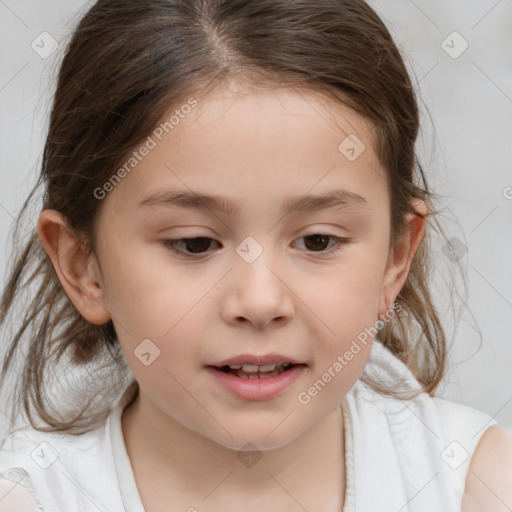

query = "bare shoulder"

[
  {"left": 461, "top": 425, "right": 512, "bottom": 512},
  {"left": 0, "top": 478, "right": 42, "bottom": 512}
]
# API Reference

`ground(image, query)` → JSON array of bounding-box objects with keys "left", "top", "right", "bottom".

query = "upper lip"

[{"left": 208, "top": 353, "right": 304, "bottom": 367}]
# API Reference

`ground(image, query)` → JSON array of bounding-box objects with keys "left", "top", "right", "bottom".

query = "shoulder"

[
  {"left": 0, "top": 420, "right": 112, "bottom": 512},
  {"left": 462, "top": 424, "right": 512, "bottom": 512},
  {"left": 0, "top": 476, "right": 42, "bottom": 512}
]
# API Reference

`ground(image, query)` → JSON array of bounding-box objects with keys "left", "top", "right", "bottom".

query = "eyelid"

[
  {"left": 161, "top": 236, "right": 220, "bottom": 258},
  {"left": 161, "top": 233, "right": 351, "bottom": 258}
]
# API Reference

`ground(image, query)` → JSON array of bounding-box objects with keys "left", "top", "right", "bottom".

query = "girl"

[{"left": 0, "top": 1, "right": 511, "bottom": 511}]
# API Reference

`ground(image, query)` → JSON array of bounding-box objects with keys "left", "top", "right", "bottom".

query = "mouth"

[
  {"left": 212, "top": 362, "right": 302, "bottom": 379},
  {"left": 206, "top": 353, "right": 307, "bottom": 400}
]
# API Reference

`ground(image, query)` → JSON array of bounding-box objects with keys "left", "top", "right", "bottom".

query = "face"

[{"left": 86, "top": 82, "right": 407, "bottom": 450}]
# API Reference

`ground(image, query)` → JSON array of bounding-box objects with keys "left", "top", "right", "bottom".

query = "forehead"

[{"left": 107, "top": 83, "right": 388, "bottom": 215}]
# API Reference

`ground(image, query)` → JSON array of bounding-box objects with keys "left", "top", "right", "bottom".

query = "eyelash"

[{"left": 161, "top": 234, "right": 350, "bottom": 258}]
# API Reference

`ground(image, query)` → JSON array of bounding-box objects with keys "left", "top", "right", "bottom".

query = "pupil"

[
  {"left": 304, "top": 234, "right": 329, "bottom": 251},
  {"left": 186, "top": 237, "right": 211, "bottom": 253}
]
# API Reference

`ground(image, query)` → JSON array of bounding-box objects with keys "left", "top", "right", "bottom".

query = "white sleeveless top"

[{"left": 0, "top": 339, "right": 498, "bottom": 511}]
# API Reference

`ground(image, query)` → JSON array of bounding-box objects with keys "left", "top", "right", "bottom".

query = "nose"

[{"left": 221, "top": 253, "right": 295, "bottom": 329}]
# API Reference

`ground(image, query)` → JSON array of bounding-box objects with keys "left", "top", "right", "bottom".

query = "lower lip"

[{"left": 205, "top": 365, "right": 306, "bottom": 401}]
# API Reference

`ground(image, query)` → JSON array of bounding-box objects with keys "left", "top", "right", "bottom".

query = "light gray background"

[{"left": 0, "top": 0, "right": 511, "bottom": 443}]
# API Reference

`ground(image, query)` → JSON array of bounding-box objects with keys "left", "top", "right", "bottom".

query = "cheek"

[
  {"left": 97, "top": 243, "right": 212, "bottom": 383},
  {"left": 301, "top": 250, "right": 385, "bottom": 380},
  {"left": 305, "top": 251, "right": 385, "bottom": 329},
  {"left": 99, "top": 238, "right": 197, "bottom": 323}
]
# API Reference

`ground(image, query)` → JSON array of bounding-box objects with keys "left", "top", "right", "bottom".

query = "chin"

[{"left": 204, "top": 420, "right": 305, "bottom": 453}]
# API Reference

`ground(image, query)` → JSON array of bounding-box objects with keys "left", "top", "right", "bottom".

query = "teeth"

[
  {"left": 225, "top": 362, "right": 295, "bottom": 379},
  {"left": 258, "top": 363, "right": 277, "bottom": 372},
  {"left": 236, "top": 362, "right": 291, "bottom": 373},
  {"left": 220, "top": 362, "right": 296, "bottom": 378},
  {"left": 242, "top": 364, "right": 260, "bottom": 372}
]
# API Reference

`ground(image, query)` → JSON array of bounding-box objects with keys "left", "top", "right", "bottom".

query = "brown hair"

[{"left": 0, "top": 0, "right": 467, "bottom": 436}]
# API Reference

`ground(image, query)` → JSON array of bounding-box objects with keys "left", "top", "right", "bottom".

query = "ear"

[
  {"left": 37, "top": 209, "right": 111, "bottom": 325},
  {"left": 378, "top": 199, "right": 427, "bottom": 318}
]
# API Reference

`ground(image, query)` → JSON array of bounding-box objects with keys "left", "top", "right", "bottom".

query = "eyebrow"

[{"left": 138, "top": 188, "right": 368, "bottom": 216}]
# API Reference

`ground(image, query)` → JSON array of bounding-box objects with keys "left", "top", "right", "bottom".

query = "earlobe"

[
  {"left": 378, "top": 199, "right": 427, "bottom": 318},
  {"left": 37, "top": 209, "right": 111, "bottom": 325}
]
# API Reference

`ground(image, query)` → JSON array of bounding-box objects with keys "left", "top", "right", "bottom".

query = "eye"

[
  {"left": 294, "top": 234, "right": 350, "bottom": 254},
  {"left": 162, "top": 237, "right": 220, "bottom": 257},
  {"left": 161, "top": 234, "right": 350, "bottom": 258}
]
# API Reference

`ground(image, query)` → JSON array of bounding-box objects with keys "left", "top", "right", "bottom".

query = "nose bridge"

[
  {"left": 222, "top": 235, "right": 294, "bottom": 327},
  {"left": 235, "top": 235, "right": 283, "bottom": 295}
]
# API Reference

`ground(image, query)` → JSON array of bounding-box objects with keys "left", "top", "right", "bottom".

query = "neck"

[{"left": 121, "top": 390, "right": 346, "bottom": 510}]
